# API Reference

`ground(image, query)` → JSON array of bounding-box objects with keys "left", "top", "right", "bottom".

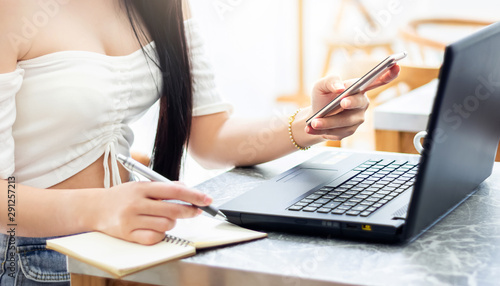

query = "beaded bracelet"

[{"left": 288, "top": 109, "right": 311, "bottom": 151}]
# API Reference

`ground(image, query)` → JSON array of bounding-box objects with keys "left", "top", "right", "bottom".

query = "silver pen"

[{"left": 116, "top": 154, "right": 227, "bottom": 219}]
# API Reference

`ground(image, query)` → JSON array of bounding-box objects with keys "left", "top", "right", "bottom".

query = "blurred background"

[
  {"left": 131, "top": 0, "right": 499, "bottom": 185},
  {"left": 187, "top": 0, "right": 497, "bottom": 114}
]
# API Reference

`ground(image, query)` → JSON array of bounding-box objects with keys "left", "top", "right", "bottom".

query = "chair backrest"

[
  {"left": 369, "top": 18, "right": 493, "bottom": 104},
  {"left": 399, "top": 18, "right": 493, "bottom": 66}
]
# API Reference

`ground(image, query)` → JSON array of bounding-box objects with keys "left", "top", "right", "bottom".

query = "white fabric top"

[{"left": 0, "top": 19, "right": 231, "bottom": 188}]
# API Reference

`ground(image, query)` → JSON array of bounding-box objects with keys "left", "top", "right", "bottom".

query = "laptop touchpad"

[
  {"left": 278, "top": 168, "right": 336, "bottom": 192},
  {"left": 223, "top": 169, "right": 338, "bottom": 213},
  {"left": 266, "top": 169, "right": 338, "bottom": 209},
  {"left": 277, "top": 168, "right": 336, "bottom": 183}
]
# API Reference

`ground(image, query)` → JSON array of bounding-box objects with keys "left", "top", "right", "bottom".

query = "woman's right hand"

[{"left": 88, "top": 182, "right": 212, "bottom": 245}]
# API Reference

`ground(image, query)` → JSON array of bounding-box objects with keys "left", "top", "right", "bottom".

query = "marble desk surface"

[{"left": 68, "top": 147, "right": 500, "bottom": 286}]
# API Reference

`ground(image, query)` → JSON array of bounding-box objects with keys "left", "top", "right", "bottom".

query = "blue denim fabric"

[{"left": 0, "top": 233, "right": 69, "bottom": 285}]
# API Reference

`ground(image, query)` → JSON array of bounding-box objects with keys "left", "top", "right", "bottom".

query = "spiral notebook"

[{"left": 47, "top": 215, "right": 267, "bottom": 278}]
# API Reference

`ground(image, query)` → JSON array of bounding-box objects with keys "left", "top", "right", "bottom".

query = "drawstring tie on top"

[{"left": 103, "top": 142, "right": 122, "bottom": 188}]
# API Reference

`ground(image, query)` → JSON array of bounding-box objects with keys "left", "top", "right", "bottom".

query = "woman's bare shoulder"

[
  {"left": 0, "top": 1, "right": 34, "bottom": 71},
  {"left": 0, "top": 1, "right": 33, "bottom": 35}
]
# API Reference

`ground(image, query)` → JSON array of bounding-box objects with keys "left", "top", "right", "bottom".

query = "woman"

[{"left": 0, "top": 0, "right": 399, "bottom": 284}]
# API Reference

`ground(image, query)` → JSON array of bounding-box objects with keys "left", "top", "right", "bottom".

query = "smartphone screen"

[{"left": 306, "top": 51, "right": 407, "bottom": 126}]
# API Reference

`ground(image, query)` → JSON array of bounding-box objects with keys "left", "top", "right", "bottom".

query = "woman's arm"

[
  {"left": 0, "top": 1, "right": 28, "bottom": 72},
  {"left": 0, "top": 180, "right": 212, "bottom": 245},
  {"left": 189, "top": 107, "right": 318, "bottom": 169},
  {"left": 189, "top": 66, "right": 400, "bottom": 168}
]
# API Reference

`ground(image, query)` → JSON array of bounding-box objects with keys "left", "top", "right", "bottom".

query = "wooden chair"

[{"left": 399, "top": 18, "right": 493, "bottom": 54}]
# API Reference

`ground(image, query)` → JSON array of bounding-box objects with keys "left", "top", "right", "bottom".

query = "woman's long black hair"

[{"left": 122, "top": 0, "right": 192, "bottom": 180}]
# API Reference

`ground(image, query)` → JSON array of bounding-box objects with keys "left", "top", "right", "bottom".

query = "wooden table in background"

[{"left": 373, "top": 80, "right": 500, "bottom": 161}]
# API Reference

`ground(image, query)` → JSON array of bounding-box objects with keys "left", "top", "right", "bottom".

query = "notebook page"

[{"left": 165, "top": 215, "right": 267, "bottom": 249}]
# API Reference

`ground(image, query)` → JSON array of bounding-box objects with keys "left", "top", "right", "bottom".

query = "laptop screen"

[{"left": 404, "top": 22, "right": 500, "bottom": 241}]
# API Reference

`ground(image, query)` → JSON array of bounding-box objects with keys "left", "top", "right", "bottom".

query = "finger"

[
  {"left": 129, "top": 229, "right": 166, "bottom": 245},
  {"left": 309, "top": 125, "right": 361, "bottom": 141},
  {"left": 340, "top": 93, "right": 369, "bottom": 110},
  {"left": 316, "top": 74, "right": 345, "bottom": 94},
  {"left": 144, "top": 182, "right": 213, "bottom": 207},
  {"left": 342, "top": 78, "right": 358, "bottom": 89},
  {"left": 129, "top": 215, "right": 177, "bottom": 234},
  {"left": 140, "top": 199, "right": 201, "bottom": 218},
  {"left": 173, "top": 181, "right": 187, "bottom": 186},
  {"left": 308, "top": 109, "right": 365, "bottom": 131},
  {"left": 154, "top": 201, "right": 202, "bottom": 219},
  {"left": 366, "top": 64, "right": 401, "bottom": 91},
  {"left": 322, "top": 126, "right": 359, "bottom": 141}
]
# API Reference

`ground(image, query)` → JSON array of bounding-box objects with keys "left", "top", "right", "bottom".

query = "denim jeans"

[{"left": 0, "top": 233, "right": 70, "bottom": 285}]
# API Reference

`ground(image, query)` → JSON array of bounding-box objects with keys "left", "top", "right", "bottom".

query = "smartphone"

[{"left": 306, "top": 51, "right": 407, "bottom": 126}]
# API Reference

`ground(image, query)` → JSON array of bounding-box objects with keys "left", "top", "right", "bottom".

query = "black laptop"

[{"left": 220, "top": 22, "right": 500, "bottom": 243}]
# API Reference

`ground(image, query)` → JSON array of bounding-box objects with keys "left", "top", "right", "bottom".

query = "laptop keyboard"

[{"left": 287, "top": 159, "right": 418, "bottom": 217}]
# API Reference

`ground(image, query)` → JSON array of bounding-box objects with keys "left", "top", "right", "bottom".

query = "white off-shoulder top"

[{"left": 0, "top": 19, "right": 231, "bottom": 188}]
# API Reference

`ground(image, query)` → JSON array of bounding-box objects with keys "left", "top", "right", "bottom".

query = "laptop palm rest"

[{"left": 221, "top": 168, "right": 338, "bottom": 215}]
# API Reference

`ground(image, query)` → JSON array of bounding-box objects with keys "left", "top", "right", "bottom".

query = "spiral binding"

[{"left": 163, "top": 234, "right": 192, "bottom": 247}]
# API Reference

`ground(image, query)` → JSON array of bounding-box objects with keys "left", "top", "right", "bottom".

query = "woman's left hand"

[{"left": 306, "top": 64, "right": 400, "bottom": 141}]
